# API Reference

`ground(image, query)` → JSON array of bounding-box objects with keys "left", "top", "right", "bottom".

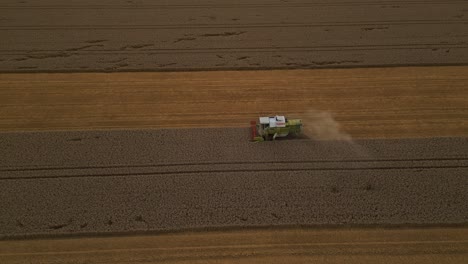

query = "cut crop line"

[
  {"left": 2, "top": 46, "right": 467, "bottom": 56},
  {"left": 1, "top": 115, "right": 466, "bottom": 122},
  {"left": 1, "top": 20, "right": 467, "bottom": 30},
  {"left": 7, "top": 98, "right": 466, "bottom": 107},
  {"left": 1, "top": 79, "right": 467, "bottom": 85},
  {"left": 0, "top": 0, "right": 465, "bottom": 9},
  {"left": 1, "top": 239, "right": 467, "bottom": 257},
  {"left": 2, "top": 43, "right": 467, "bottom": 53}
]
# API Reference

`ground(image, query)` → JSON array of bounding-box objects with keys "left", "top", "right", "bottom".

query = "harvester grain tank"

[{"left": 251, "top": 115, "right": 303, "bottom": 141}]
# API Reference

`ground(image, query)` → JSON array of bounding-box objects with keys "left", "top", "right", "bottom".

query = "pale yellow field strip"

[
  {"left": 0, "top": 227, "right": 467, "bottom": 263},
  {"left": 0, "top": 66, "right": 467, "bottom": 138}
]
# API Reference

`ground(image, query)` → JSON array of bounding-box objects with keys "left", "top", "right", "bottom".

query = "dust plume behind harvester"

[{"left": 251, "top": 115, "right": 303, "bottom": 142}]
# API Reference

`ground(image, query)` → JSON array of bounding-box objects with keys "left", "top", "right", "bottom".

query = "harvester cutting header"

[{"left": 251, "top": 115, "right": 303, "bottom": 141}]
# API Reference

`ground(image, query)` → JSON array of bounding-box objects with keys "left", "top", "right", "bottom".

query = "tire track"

[
  {"left": 2, "top": 157, "right": 466, "bottom": 172},
  {"left": 1, "top": 165, "right": 466, "bottom": 181}
]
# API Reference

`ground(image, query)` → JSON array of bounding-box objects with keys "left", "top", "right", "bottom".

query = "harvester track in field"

[
  {"left": 1, "top": 158, "right": 468, "bottom": 180},
  {"left": 2, "top": 157, "right": 466, "bottom": 171}
]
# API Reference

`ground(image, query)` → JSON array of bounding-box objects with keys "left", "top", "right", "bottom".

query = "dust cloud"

[
  {"left": 299, "top": 109, "right": 371, "bottom": 158},
  {"left": 300, "top": 109, "right": 352, "bottom": 142}
]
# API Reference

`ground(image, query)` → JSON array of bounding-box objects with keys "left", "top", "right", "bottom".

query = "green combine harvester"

[{"left": 250, "top": 115, "right": 303, "bottom": 141}]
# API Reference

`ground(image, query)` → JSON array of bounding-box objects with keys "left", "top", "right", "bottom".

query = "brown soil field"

[
  {"left": 1, "top": 228, "right": 467, "bottom": 264},
  {"left": 1, "top": 0, "right": 467, "bottom": 72},
  {"left": 1, "top": 66, "right": 467, "bottom": 138}
]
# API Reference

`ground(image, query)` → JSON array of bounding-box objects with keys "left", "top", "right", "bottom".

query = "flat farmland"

[
  {"left": 1, "top": 1, "right": 468, "bottom": 262},
  {"left": 0, "top": 0, "right": 468, "bottom": 72},
  {"left": 1, "top": 68, "right": 467, "bottom": 262},
  {"left": 1, "top": 66, "right": 467, "bottom": 138},
  {"left": 1, "top": 66, "right": 467, "bottom": 240}
]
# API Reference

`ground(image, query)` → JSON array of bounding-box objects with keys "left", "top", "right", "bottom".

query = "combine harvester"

[{"left": 250, "top": 115, "right": 303, "bottom": 142}]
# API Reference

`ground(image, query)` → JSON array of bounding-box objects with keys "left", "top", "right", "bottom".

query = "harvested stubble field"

[{"left": 0, "top": 0, "right": 468, "bottom": 72}]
